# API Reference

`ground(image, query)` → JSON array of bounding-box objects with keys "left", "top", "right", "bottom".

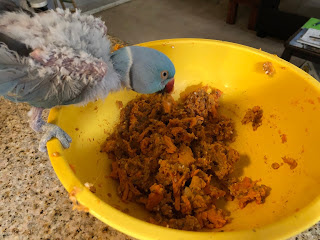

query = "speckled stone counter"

[{"left": 0, "top": 37, "right": 319, "bottom": 240}]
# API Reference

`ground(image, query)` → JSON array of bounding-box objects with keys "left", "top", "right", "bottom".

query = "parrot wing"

[
  {"left": 0, "top": 43, "right": 109, "bottom": 108},
  {"left": 0, "top": 42, "right": 29, "bottom": 95}
]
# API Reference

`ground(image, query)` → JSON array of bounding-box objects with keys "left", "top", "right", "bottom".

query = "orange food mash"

[{"left": 102, "top": 87, "right": 269, "bottom": 231}]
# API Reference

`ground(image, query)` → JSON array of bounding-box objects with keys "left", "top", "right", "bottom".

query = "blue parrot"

[{"left": 0, "top": 0, "right": 175, "bottom": 152}]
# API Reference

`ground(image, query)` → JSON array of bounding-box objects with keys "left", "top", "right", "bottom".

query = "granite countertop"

[{"left": 0, "top": 36, "right": 319, "bottom": 240}]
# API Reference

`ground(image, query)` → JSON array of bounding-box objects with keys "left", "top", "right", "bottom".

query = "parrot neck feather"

[{"left": 110, "top": 47, "right": 133, "bottom": 90}]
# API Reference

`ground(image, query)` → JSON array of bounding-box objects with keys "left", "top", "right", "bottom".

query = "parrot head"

[{"left": 111, "top": 46, "right": 175, "bottom": 94}]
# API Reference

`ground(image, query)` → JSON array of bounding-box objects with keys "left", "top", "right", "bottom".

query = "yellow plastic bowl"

[{"left": 48, "top": 39, "right": 320, "bottom": 240}]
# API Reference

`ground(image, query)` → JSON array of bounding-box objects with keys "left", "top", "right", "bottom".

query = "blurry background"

[{"left": 42, "top": 0, "right": 320, "bottom": 70}]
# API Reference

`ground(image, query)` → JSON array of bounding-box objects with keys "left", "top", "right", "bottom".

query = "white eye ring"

[{"left": 161, "top": 70, "right": 169, "bottom": 80}]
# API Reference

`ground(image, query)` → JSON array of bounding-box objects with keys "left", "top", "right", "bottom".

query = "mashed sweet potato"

[
  {"left": 241, "top": 106, "right": 263, "bottom": 131},
  {"left": 102, "top": 86, "right": 269, "bottom": 231}
]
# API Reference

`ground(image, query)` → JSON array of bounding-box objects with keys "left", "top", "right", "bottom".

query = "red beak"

[{"left": 165, "top": 78, "right": 175, "bottom": 93}]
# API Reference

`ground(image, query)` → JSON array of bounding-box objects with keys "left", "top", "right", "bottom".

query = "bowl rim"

[{"left": 48, "top": 38, "right": 320, "bottom": 240}]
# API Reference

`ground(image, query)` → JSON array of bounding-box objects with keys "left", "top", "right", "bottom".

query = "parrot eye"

[{"left": 161, "top": 70, "right": 169, "bottom": 80}]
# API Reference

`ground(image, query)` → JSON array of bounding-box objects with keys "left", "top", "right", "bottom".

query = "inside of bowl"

[{"left": 53, "top": 40, "right": 320, "bottom": 231}]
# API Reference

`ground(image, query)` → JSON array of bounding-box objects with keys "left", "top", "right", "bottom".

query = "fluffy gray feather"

[{"left": 0, "top": 8, "right": 121, "bottom": 108}]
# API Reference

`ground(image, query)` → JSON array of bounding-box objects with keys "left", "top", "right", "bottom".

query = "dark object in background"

[
  {"left": 27, "top": 0, "right": 48, "bottom": 12},
  {"left": 0, "top": 0, "right": 34, "bottom": 16},
  {"left": 33, "top": 6, "right": 48, "bottom": 12},
  {"left": 0, "top": 32, "right": 32, "bottom": 56},
  {"left": 256, "top": 0, "right": 308, "bottom": 40},
  {"left": 0, "top": 0, "right": 34, "bottom": 56},
  {"left": 281, "top": 29, "right": 320, "bottom": 64},
  {"left": 226, "top": 0, "right": 261, "bottom": 30}
]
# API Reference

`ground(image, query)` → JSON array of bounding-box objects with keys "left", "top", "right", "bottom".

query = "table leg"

[
  {"left": 226, "top": 0, "right": 238, "bottom": 24},
  {"left": 281, "top": 48, "right": 292, "bottom": 62},
  {"left": 248, "top": 6, "right": 259, "bottom": 30}
]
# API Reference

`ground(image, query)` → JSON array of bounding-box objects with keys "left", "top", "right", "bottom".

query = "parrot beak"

[{"left": 165, "top": 78, "right": 175, "bottom": 93}]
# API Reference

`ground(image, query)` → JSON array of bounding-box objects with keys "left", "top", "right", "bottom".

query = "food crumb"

[
  {"left": 116, "top": 100, "right": 124, "bottom": 109},
  {"left": 69, "top": 164, "right": 76, "bottom": 173},
  {"left": 229, "top": 177, "right": 270, "bottom": 209},
  {"left": 281, "top": 134, "right": 287, "bottom": 143},
  {"left": 263, "top": 62, "right": 275, "bottom": 76},
  {"left": 113, "top": 43, "right": 124, "bottom": 51},
  {"left": 84, "top": 182, "right": 96, "bottom": 193},
  {"left": 241, "top": 106, "right": 263, "bottom": 131},
  {"left": 52, "top": 152, "right": 60, "bottom": 157},
  {"left": 307, "top": 99, "right": 315, "bottom": 105},
  {"left": 122, "top": 208, "right": 130, "bottom": 213},
  {"left": 112, "top": 204, "right": 121, "bottom": 210},
  {"left": 69, "top": 187, "right": 89, "bottom": 212},
  {"left": 282, "top": 157, "right": 298, "bottom": 170},
  {"left": 291, "top": 99, "right": 300, "bottom": 107},
  {"left": 301, "top": 145, "right": 305, "bottom": 154},
  {"left": 271, "top": 163, "right": 280, "bottom": 169}
]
